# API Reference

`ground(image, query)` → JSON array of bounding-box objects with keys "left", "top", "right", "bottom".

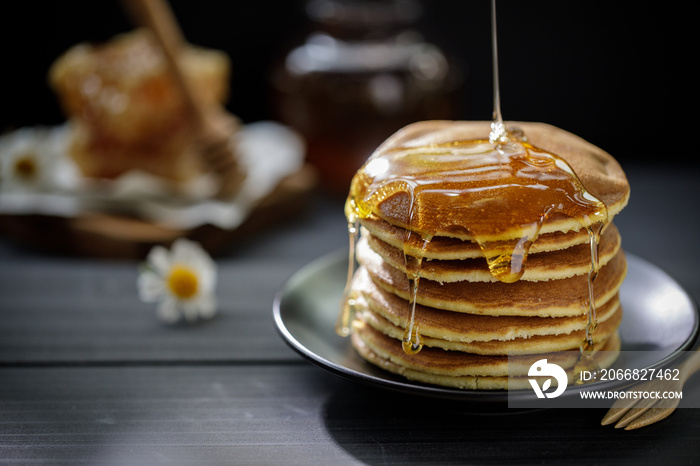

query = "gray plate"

[{"left": 273, "top": 251, "right": 699, "bottom": 402}]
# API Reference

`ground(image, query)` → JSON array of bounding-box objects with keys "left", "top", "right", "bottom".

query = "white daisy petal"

[
  {"left": 199, "top": 248, "right": 217, "bottom": 270},
  {"left": 137, "top": 271, "right": 165, "bottom": 302},
  {"left": 198, "top": 267, "right": 216, "bottom": 293},
  {"left": 172, "top": 238, "right": 199, "bottom": 264},
  {"left": 156, "top": 296, "right": 181, "bottom": 323},
  {"left": 146, "top": 245, "right": 171, "bottom": 275}
]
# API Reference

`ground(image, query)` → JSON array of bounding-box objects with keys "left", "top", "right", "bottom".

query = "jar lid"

[{"left": 306, "top": 0, "right": 422, "bottom": 29}]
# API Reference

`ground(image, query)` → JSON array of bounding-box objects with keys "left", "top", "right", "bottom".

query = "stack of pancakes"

[{"left": 342, "top": 120, "right": 630, "bottom": 390}]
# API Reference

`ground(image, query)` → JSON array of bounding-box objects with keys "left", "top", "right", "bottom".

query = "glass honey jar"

[{"left": 271, "top": 0, "right": 462, "bottom": 195}]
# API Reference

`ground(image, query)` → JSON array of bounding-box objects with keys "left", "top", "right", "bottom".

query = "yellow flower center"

[
  {"left": 166, "top": 265, "right": 199, "bottom": 299},
  {"left": 13, "top": 155, "right": 38, "bottom": 180}
]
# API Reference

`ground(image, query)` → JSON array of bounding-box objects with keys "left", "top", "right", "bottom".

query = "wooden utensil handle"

[{"left": 123, "top": 0, "right": 209, "bottom": 128}]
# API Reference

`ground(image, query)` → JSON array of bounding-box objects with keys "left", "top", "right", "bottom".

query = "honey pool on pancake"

[{"left": 337, "top": 125, "right": 608, "bottom": 361}]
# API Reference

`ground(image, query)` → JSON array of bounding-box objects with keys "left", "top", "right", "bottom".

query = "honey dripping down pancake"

[{"left": 336, "top": 121, "right": 630, "bottom": 385}]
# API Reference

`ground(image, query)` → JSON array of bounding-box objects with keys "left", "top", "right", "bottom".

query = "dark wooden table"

[{"left": 2, "top": 163, "right": 699, "bottom": 465}]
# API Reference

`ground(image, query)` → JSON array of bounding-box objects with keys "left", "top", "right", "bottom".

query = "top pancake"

[{"left": 351, "top": 120, "right": 630, "bottom": 241}]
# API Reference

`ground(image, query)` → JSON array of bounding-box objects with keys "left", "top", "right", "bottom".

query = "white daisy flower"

[
  {"left": 0, "top": 125, "right": 79, "bottom": 193},
  {"left": 0, "top": 128, "right": 50, "bottom": 191},
  {"left": 137, "top": 238, "right": 218, "bottom": 323}
]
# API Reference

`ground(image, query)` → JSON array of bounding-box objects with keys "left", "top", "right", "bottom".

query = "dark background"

[{"left": 0, "top": 1, "right": 692, "bottom": 167}]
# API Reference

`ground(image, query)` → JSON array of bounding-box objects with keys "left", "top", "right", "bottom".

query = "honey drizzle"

[
  {"left": 573, "top": 222, "right": 604, "bottom": 384},
  {"left": 585, "top": 223, "right": 603, "bottom": 348},
  {"left": 401, "top": 228, "right": 430, "bottom": 354},
  {"left": 336, "top": 211, "right": 359, "bottom": 337},
  {"left": 490, "top": 0, "right": 506, "bottom": 145}
]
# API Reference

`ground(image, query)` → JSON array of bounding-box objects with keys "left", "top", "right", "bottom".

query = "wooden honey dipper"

[{"left": 123, "top": 0, "right": 245, "bottom": 199}]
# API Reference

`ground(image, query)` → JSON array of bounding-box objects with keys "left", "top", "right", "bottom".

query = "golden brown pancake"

[
  {"left": 359, "top": 215, "right": 599, "bottom": 260},
  {"left": 362, "top": 223, "right": 621, "bottom": 282},
  {"left": 357, "top": 234, "right": 627, "bottom": 317},
  {"left": 356, "top": 305, "right": 622, "bottom": 355},
  {"left": 351, "top": 324, "right": 620, "bottom": 389},
  {"left": 363, "top": 121, "right": 630, "bottom": 240}
]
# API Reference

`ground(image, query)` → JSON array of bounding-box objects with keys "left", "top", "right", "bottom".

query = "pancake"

[
  {"left": 359, "top": 215, "right": 599, "bottom": 260},
  {"left": 351, "top": 266, "right": 621, "bottom": 345},
  {"left": 351, "top": 324, "right": 621, "bottom": 389},
  {"left": 362, "top": 223, "right": 621, "bottom": 282},
  {"left": 356, "top": 305, "right": 622, "bottom": 355},
  {"left": 358, "top": 120, "right": 630, "bottom": 241},
  {"left": 357, "top": 234, "right": 627, "bottom": 317}
]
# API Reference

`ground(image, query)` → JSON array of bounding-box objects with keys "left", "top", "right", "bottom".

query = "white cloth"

[{"left": 0, "top": 121, "right": 305, "bottom": 230}]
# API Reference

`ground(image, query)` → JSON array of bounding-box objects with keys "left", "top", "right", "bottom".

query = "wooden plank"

[
  {"left": 0, "top": 259, "right": 298, "bottom": 364},
  {"left": 0, "top": 365, "right": 353, "bottom": 465}
]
